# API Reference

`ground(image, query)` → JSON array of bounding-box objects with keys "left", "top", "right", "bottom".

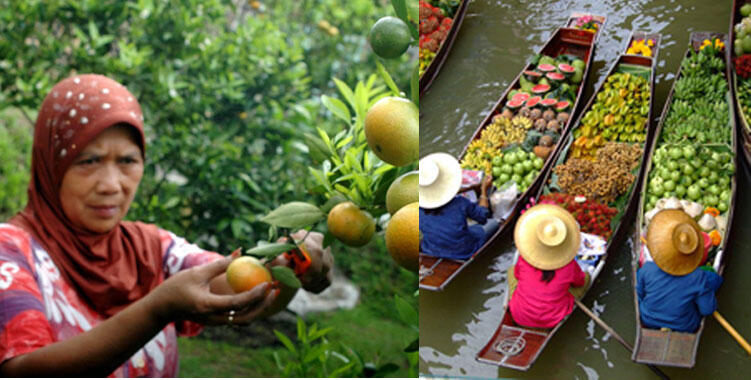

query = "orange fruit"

[
  {"left": 327, "top": 201, "right": 376, "bottom": 247},
  {"left": 226, "top": 256, "right": 272, "bottom": 293},
  {"left": 385, "top": 171, "right": 418, "bottom": 215},
  {"left": 364, "top": 96, "right": 419, "bottom": 167},
  {"left": 385, "top": 202, "right": 419, "bottom": 272},
  {"left": 368, "top": 16, "right": 412, "bottom": 59}
]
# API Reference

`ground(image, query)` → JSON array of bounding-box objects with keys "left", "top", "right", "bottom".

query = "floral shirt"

[{"left": 0, "top": 223, "right": 222, "bottom": 377}]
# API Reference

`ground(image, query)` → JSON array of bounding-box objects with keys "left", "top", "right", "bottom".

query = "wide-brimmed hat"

[
  {"left": 646, "top": 209, "right": 703, "bottom": 276},
  {"left": 419, "top": 152, "right": 462, "bottom": 209},
  {"left": 514, "top": 204, "right": 581, "bottom": 270}
]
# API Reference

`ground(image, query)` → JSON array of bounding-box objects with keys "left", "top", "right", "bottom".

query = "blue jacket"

[
  {"left": 637, "top": 261, "right": 722, "bottom": 332},
  {"left": 419, "top": 196, "right": 489, "bottom": 260}
]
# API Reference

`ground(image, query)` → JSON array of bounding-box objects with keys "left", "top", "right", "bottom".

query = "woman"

[
  {"left": 508, "top": 204, "right": 587, "bottom": 328},
  {"left": 0, "top": 74, "right": 332, "bottom": 376},
  {"left": 637, "top": 209, "right": 722, "bottom": 332},
  {"left": 418, "top": 152, "right": 499, "bottom": 260}
]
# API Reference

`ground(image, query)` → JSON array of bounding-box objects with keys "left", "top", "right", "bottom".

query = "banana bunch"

[
  {"left": 461, "top": 139, "right": 497, "bottom": 172},
  {"left": 511, "top": 116, "right": 533, "bottom": 132}
]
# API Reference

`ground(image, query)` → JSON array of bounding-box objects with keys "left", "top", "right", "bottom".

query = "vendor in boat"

[
  {"left": 418, "top": 152, "right": 500, "bottom": 260},
  {"left": 637, "top": 209, "right": 722, "bottom": 333},
  {"left": 507, "top": 204, "right": 588, "bottom": 328}
]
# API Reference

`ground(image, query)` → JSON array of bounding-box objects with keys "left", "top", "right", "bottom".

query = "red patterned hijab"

[{"left": 10, "top": 74, "right": 163, "bottom": 317}]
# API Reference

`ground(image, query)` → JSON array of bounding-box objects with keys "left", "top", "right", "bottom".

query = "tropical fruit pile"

[
  {"left": 419, "top": 0, "right": 460, "bottom": 76},
  {"left": 536, "top": 40, "right": 657, "bottom": 242},
  {"left": 643, "top": 37, "right": 732, "bottom": 250}
]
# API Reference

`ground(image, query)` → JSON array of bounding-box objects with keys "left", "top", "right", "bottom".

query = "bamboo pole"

[{"left": 713, "top": 311, "right": 751, "bottom": 355}]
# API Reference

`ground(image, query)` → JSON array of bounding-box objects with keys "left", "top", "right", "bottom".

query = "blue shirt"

[
  {"left": 637, "top": 261, "right": 722, "bottom": 332},
  {"left": 419, "top": 196, "right": 489, "bottom": 260}
]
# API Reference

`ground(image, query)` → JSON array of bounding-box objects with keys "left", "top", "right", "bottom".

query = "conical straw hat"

[
  {"left": 514, "top": 204, "right": 581, "bottom": 270},
  {"left": 646, "top": 209, "right": 703, "bottom": 276}
]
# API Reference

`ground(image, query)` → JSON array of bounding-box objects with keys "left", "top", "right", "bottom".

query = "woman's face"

[{"left": 59, "top": 125, "right": 143, "bottom": 234}]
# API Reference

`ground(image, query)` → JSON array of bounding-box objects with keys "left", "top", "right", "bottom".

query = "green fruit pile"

[
  {"left": 734, "top": 7, "right": 751, "bottom": 56},
  {"left": 574, "top": 71, "right": 649, "bottom": 143},
  {"left": 490, "top": 148, "right": 544, "bottom": 193},
  {"left": 645, "top": 145, "right": 734, "bottom": 212}
]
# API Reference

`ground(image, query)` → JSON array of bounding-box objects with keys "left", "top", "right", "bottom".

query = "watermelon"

[
  {"left": 525, "top": 96, "right": 542, "bottom": 108},
  {"left": 506, "top": 99, "right": 524, "bottom": 110},
  {"left": 558, "top": 63, "right": 576, "bottom": 77},
  {"left": 540, "top": 98, "right": 558, "bottom": 109},
  {"left": 546, "top": 72, "right": 565, "bottom": 83},
  {"left": 531, "top": 84, "right": 550, "bottom": 95},
  {"left": 537, "top": 64, "right": 556, "bottom": 73},
  {"left": 512, "top": 92, "right": 531, "bottom": 102},
  {"left": 555, "top": 100, "right": 571, "bottom": 112},
  {"left": 523, "top": 70, "right": 543, "bottom": 81}
]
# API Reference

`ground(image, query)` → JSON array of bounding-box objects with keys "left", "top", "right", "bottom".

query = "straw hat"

[
  {"left": 514, "top": 204, "right": 581, "bottom": 270},
  {"left": 646, "top": 209, "right": 703, "bottom": 276},
  {"left": 419, "top": 152, "right": 462, "bottom": 209}
]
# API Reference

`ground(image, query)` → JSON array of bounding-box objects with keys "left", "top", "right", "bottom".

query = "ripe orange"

[
  {"left": 385, "top": 202, "right": 419, "bottom": 272},
  {"left": 386, "top": 171, "right": 418, "bottom": 215},
  {"left": 368, "top": 16, "right": 412, "bottom": 59},
  {"left": 327, "top": 201, "right": 376, "bottom": 247},
  {"left": 226, "top": 256, "right": 272, "bottom": 293},
  {"left": 364, "top": 96, "right": 419, "bottom": 167}
]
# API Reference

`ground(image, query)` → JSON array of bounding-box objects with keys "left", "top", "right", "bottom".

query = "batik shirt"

[{"left": 0, "top": 223, "right": 222, "bottom": 377}]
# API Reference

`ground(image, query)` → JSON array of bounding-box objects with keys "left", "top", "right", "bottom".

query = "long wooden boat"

[
  {"left": 630, "top": 32, "right": 737, "bottom": 368},
  {"left": 419, "top": 14, "right": 605, "bottom": 291},
  {"left": 729, "top": 0, "right": 751, "bottom": 167},
  {"left": 419, "top": 0, "right": 469, "bottom": 95},
  {"left": 476, "top": 31, "right": 661, "bottom": 371}
]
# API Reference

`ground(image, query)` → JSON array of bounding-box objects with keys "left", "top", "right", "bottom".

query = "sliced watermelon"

[
  {"left": 506, "top": 99, "right": 524, "bottom": 110},
  {"left": 555, "top": 100, "right": 571, "bottom": 112},
  {"left": 525, "top": 96, "right": 542, "bottom": 108},
  {"left": 537, "top": 63, "right": 556, "bottom": 73},
  {"left": 531, "top": 84, "right": 550, "bottom": 95},
  {"left": 546, "top": 72, "right": 565, "bottom": 82},
  {"left": 540, "top": 98, "right": 558, "bottom": 109},
  {"left": 523, "top": 70, "right": 542, "bottom": 81},
  {"left": 512, "top": 92, "right": 531, "bottom": 102},
  {"left": 558, "top": 63, "right": 576, "bottom": 77}
]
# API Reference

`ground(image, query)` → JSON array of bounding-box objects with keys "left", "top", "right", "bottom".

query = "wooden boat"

[
  {"left": 630, "top": 32, "right": 737, "bottom": 368},
  {"left": 476, "top": 31, "right": 661, "bottom": 370},
  {"left": 419, "top": 0, "right": 469, "bottom": 95},
  {"left": 419, "top": 14, "right": 605, "bottom": 291},
  {"left": 729, "top": 0, "right": 751, "bottom": 167}
]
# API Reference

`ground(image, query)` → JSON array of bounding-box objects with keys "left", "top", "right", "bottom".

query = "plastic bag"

[{"left": 489, "top": 183, "right": 518, "bottom": 221}]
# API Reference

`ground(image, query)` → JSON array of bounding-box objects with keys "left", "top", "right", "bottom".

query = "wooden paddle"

[
  {"left": 574, "top": 299, "right": 669, "bottom": 380},
  {"left": 713, "top": 311, "right": 751, "bottom": 355}
]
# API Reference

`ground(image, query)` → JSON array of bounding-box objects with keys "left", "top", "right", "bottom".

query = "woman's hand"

[
  {"left": 149, "top": 257, "right": 278, "bottom": 326},
  {"left": 272, "top": 230, "right": 334, "bottom": 294},
  {"left": 481, "top": 174, "right": 493, "bottom": 193}
]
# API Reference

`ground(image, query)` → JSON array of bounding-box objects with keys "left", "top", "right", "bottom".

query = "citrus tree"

[{"left": 247, "top": 0, "right": 420, "bottom": 376}]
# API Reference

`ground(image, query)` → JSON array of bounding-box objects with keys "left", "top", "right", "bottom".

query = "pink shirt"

[
  {"left": 0, "top": 223, "right": 222, "bottom": 377},
  {"left": 509, "top": 256, "right": 586, "bottom": 328}
]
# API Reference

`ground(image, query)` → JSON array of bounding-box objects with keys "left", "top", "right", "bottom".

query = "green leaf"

[
  {"left": 321, "top": 195, "right": 347, "bottom": 213},
  {"left": 297, "top": 317, "right": 307, "bottom": 343},
  {"left": 335, "top": 135, "right": 354, "bottom": 149},
  {"left": 411, "top": 64, "right": 419, "bottom": 106},
  {"left": 329, "top": 363, "right": 356, "bottom": 378},
  {"left": 274, "top": 330, "right": 297, "bottom": 354},
  {"left": 394, "top": 294, "right": 418, "bottom": 327},
  {"left": 271, "top": 266, "right": 302, "bottom": 289},
  {"left": 321, "top": 95, "right": 351, "bottom": 123},
  {"left": 373, "top": 363, "right": 400, "bottom": 377},
  {"left": 260, "top": 202, "right": 325, "bottom": 229},
  {"left": 404, "top": 337, "right": 418, "bottom": 352},
  {"left": 303, "top": 343, "right": 329, "bottom": 363},
  {"left": 333, "top": 78, "right": 356, "bottom": 109},
  {"left": 246, "top": 242, "right": 296, "bottom": 258},
  {"left": 309, "top": 326, "right": 333, "bottom": 341},
  {"left": 377, "top": 60, "right": 401, "bottom": 96},
  {"left": 322, "top": 230, "right": 335, "bottom": 248},
  {"left": 390, "top": 0, "right": 408, "bottom": 23}
]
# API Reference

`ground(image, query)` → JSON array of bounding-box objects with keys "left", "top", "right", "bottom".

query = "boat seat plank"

[{"left": 635, "top": 328, "right": 697, "bottom": 367}]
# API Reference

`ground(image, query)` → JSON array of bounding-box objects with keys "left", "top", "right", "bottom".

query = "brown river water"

[{"left": 419, "top": 0, "right": 751, "bottom": 378}]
